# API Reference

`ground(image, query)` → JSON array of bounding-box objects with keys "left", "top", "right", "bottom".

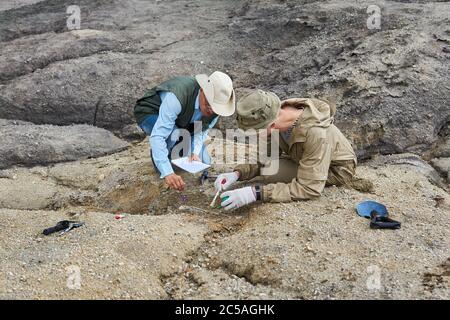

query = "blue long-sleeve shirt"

[{"left": 150, "top": 91, "right": 218, "bottom": 178}]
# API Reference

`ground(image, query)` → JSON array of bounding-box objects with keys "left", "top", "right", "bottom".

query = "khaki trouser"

[{"left": 252, "top": 158, "right": 356, "bottom": 187}]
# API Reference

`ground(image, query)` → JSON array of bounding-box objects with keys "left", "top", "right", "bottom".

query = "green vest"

[{"left": 134, "top": 76, "right": 218, "bottom": 133}]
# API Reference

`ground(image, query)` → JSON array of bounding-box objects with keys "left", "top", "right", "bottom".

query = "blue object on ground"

[{"left": 355, "top": 200, "right": 388, "bottom": 218}]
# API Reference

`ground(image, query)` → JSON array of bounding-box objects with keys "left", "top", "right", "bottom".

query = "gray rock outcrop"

[
  {"left": 0, "top": 0, "right": 448, "bottom": 161},
  {"left": 0, "top": 121, "right": 129, "bottom": 169}
]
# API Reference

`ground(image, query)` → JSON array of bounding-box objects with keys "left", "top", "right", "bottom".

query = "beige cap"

[
  {"left": 236, "top": 89, "right": 281, "bottom": 130},
  {"left": 195, "top": 71, "right": 235, "bottom": 116}
]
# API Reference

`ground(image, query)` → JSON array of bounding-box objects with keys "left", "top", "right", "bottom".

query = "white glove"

[
  {"left": 220, "top": 186, "right": 256, "bottom": 211},
  {"left": 214, "top": 172, "right": 239, "bottom": 191}
]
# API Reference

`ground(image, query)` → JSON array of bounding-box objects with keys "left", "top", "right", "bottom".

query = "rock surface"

[
  {"left": 0, "top": 121, "right": 129, "bottom": 169},
  {"left": 0, "top": 0, "right": 449, "bottom": 159},
  {"left": 431, "top": 158, "right": 450, "bottom": 182},
  {"left": 0, "top": 0, "right": 449, "bottom": 300},
  {"left": 366, "top": 153, "right": 447, "bottom": 188}
]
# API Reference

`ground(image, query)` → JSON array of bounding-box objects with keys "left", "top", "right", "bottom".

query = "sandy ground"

[{"left": 0, "top": 141, "right": 448, "bottom": 299}]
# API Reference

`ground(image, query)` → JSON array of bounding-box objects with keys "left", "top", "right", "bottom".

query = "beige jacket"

[{"left": 234, "top": 98, "right": 357, "bottom": 202}]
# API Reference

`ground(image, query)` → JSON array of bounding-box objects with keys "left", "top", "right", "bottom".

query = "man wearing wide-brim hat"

[
  {"left": 214, "top": 89, "right": 369, "bottom": 210},
  {"left": 134, "top": 71, "right": 235, "bottom": 191}
]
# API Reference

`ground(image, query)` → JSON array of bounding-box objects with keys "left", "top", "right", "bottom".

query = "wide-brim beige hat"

[{"left": 195, "top": 71, "right": 235, "bottom": 117}]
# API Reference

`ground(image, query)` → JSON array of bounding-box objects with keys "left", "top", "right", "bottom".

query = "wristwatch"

[{"left": 254, "top": 184, "right": 262, "bottom": 201}]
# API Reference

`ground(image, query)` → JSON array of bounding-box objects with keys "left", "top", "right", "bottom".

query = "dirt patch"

[
  {"left": 96, "top": 178, "right": 160, "bottom": 214},
  {"left": 423, "top": 258, "right": 450, "bottom": 293}
]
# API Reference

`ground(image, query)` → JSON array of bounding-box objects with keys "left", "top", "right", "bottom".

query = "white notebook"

[{"left": 171, "top": 157, "right": 210, "bottom": 174}]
